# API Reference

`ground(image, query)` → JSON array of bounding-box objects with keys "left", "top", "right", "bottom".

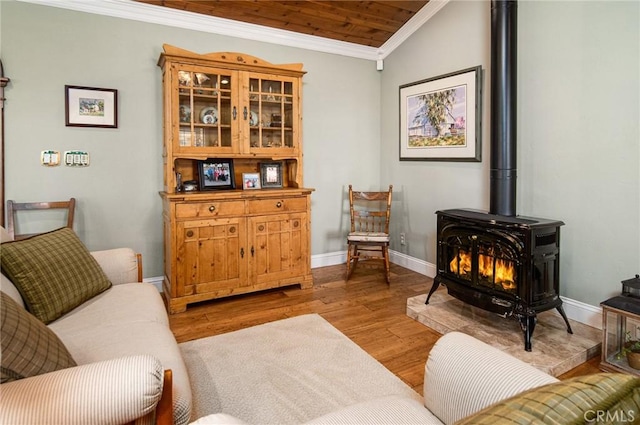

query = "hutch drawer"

[
  {"left": 175, "top": 201, "right": 245, "bottom": 219},
  {"left": 246, "top": 197, "right": 307, "bottom": 215}
]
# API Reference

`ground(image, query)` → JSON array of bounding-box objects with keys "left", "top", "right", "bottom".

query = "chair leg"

[
  {"left": 346, "top": 244, "right": 359, "bottom": 280},
  {"left": 346, "top": 244, "right": 352, "bottom": 279},
  {"left": 383, "top": 245, "right": 390, "bottom": 284}
]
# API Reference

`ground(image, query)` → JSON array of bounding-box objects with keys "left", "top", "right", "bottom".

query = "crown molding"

[
  {"left": 378, "top": 0, "right": 450, "bottom": 60},
  {"left": 17, "top": 0, "right": 448, "bottom": 62}
]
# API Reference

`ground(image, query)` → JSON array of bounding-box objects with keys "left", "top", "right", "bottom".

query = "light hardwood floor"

[{"left": 168, "top": 262, "right": 600, "bottom": 395}]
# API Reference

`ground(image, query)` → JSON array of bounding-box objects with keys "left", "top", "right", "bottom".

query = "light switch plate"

[
  {"left": 41, "top": 150, "right": 60, "bottom": 166},
  {"left": 64, "top": 150, "right": 90, "bottom": 167}
]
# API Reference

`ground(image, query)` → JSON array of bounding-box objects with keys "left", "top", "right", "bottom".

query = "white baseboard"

[
  {"left": 560, "top": 296, "right": 602, "bottom": 330},
  {"left": 146, "top": 250, "right": 602, "bottom": 329},
  {"left": 389, "top": 250, "right": 437, "bottom": 278},
  {"left": 143, "top": 276, "right": 164, "bottom": 292},
  {"left": 311, "top": 250, "right": 347, "bottom": 269}
]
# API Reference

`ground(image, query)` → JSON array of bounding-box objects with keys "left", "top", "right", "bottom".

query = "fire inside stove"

[{"left": 449, "top": 248, "right": 517, "bottom": 291}]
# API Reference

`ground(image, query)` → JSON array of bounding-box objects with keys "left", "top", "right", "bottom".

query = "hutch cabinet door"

[
  {"left": 176, "top": 218, "right": 248, "bottom": 296},
  {"left": 244, "top": 73, "right": 301, "bottom": 155},
  {"left": 248, "top": 212, "right": 309, "bottom": 285},
  {"left": 170, "top": 64, "right": 241, "bottom": 155}
]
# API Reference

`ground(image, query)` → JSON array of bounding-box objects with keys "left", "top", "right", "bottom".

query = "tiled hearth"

[{"left": 407, "top": 288, "right": 602, "bottom": 377}]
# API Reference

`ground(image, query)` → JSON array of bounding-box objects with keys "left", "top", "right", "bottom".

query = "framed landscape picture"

[
  {"left": 65, "top": 85, "right": 118, "bottom": 128},
  {"left": 399, "top": 66, "right": 482, "bottom": 161}
]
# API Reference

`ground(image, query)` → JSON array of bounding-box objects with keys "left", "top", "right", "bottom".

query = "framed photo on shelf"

[
  {"left": 242, "top": 172, "right": 261, "bottom": 190},
  {"left": 260, "top": 161, "right": 283, "bottom": 188},
  {"left": 198, "top": 158, "right": 235, "bottom": 191},
  {"left": 399, "top": 66, "right": 482, "bottom": 162},
  {"left": 65, "top": 85, "right": 118, "bottom": 128}
]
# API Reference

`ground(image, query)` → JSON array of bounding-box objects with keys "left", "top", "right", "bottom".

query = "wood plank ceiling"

[{"left": 133, "top": 1, "right": 430, "bottom": 48}]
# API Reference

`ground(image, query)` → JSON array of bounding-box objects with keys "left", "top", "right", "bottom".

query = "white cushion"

[
  {"left": 90, "top": 248, "right": 140, "bottom": 285},
  {"left": 50, "top": 283, "right": 168, "bottom": 329},
  {"left": 0, "top": 355, "right": 163, "bottom": 425},
  {"left": 347, "top": 232, "right": 389, "bottom": 243},
  {"left": 423, "top": 332, "right": 557, "bottom": 424},
  {"left": 305, "top": 395, "right": 443, "bottom": 424},
  {"left": 190, "top": 413, "right": 249, "bottom": 425}
]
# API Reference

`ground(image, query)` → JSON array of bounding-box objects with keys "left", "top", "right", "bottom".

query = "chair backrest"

[
  {"left": 6, "top": 198, "right": 76, "bottom": 240},
  {"left": 348, "top": 185, "right": 393, "bottom": 234}
]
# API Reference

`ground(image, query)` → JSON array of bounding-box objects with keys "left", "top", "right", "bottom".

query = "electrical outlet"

[{"left": 400, "top": 232, "right": 406, "bottom": 246}]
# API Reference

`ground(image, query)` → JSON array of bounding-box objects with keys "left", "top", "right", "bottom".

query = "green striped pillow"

[
  {"left": 0, "top": 228, "right": 112, "bottom": 324},
  {"left": 455, "top": 373, "right": 640, "bottom": 424}
]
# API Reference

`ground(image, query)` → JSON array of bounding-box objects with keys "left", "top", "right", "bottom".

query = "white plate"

[
  {"left": 200, "top": 106, "right": 218, "bottom": 124},
  {"left": 249, "top": 110, "right": 259, "bottom": 126}
]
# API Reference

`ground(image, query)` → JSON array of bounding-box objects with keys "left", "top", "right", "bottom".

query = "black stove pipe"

[{"left": 489, "top": 0, "right": 517, "bottom": 217}]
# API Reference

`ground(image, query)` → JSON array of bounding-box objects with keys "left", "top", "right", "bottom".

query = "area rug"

[
  {"left": 179, "top": 314, "right": 420, "bottom": 424},
  {"left": 407, "top": 289, "right": 602, "bottom": 377}
]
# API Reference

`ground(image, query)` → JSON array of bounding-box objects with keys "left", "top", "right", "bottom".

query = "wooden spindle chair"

[{"left": 346, "top": 185, "right": 393, "bottom": 283}]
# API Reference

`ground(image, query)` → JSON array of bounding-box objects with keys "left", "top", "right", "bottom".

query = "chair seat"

[{"left": 347, "top": 232, "right": 390, "bottom": 243}]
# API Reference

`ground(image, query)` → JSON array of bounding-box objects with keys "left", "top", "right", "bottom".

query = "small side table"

[{"left": 600, "top": 295, "right": 640, "bottom": 376}]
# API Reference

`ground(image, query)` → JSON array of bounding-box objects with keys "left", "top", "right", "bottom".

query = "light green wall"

[
  {"left": 381, "top": 0, "right": 492, "bottom": 261},
  {"left": 0, "top": 1, "right": 381, "bottom": 277},
  {"left": 517, "top": 0, "right": 639, "bottom": 303},
  {"left": 381, "top": 0, "right": 640, "bottom": 305}
]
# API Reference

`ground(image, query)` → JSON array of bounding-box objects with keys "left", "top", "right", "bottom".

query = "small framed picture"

[
  {"left": 65, "top": 85, "right": 118, "bottom": 128},
  {"left": 260, "top": 161, "right": 283, "bottom": 188},
  {"left": 242, "top": 173, "right": 261, "bottom": 190},
  {"left": 198, "top": 158, "right": 235, "bottom": 191}
]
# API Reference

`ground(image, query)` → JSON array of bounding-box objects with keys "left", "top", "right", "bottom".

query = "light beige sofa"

[{"left": 0, "top": 226, "right": 191, "bottom": 425}]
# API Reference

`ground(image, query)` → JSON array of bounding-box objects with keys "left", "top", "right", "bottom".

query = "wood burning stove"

[
  {"left": 425, "top": 0, "right": 573, "bottom": 351},
  {"left": 426, "top": 208, "right": 573, "bottom": 351}
]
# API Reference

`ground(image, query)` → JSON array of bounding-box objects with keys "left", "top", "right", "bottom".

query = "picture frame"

[
  {"left": 65, "top": 85, "right": 118, "bottom": 128},
  {"left": 198, "top": 158, "right": 235, "bottom": 191},
  {"left": 242, "top": 172, "right": 261, "bottom": 190},
  {"left": 399, "top": 66, "right": 482, "bottom": 161},
  {"left": 260, "top": 161, "right": 283, "bottom": 188}
]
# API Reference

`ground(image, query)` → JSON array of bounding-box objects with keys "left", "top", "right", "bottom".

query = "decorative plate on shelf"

[
  {"left": 249, "top": 110, "right": 259, "bottom": 126},
  {"left": 200, "top": 107, "right": 218, "bottom": 125},
  {"left": 179, "top": 105, "right": 191, "bottom": 123}
]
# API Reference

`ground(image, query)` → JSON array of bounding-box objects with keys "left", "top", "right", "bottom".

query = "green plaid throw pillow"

[
  {"left": 1, "top": 291, "right": 77, "bottom": 383},
  {"left": 455, "top": 373, "right": 640, "bottom": 424},
  {"left": 0, "top": 228, "right": 112, "bottom": 324}
]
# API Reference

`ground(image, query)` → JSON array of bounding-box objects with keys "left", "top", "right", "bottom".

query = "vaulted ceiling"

[
  {"left": 19, "top": 0, "right": 450, "bottom": 60},
  {"left": 133, "top": 1, "right": 430, "bottom": 48}
]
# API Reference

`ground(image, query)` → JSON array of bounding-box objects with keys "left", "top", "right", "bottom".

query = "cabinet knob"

[
  {"left": 243, "top": 106, "right": 248, "bottom": 120},
  {"left": 232, "top": 106, "right": 237, "bottom": 120},
  {"left": 186, "top": 230, "right": 194, "bottom": 238},
  {"left": 209, "top": 205, "right": 216, "bottom": 212},
  {"left": 276, "top": 202, "right": 282, "bottom": 208}
]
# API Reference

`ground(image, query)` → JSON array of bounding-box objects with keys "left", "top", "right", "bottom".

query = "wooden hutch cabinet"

[{"left": 158, "top": 45, "right": 313, "bottom": 313}]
